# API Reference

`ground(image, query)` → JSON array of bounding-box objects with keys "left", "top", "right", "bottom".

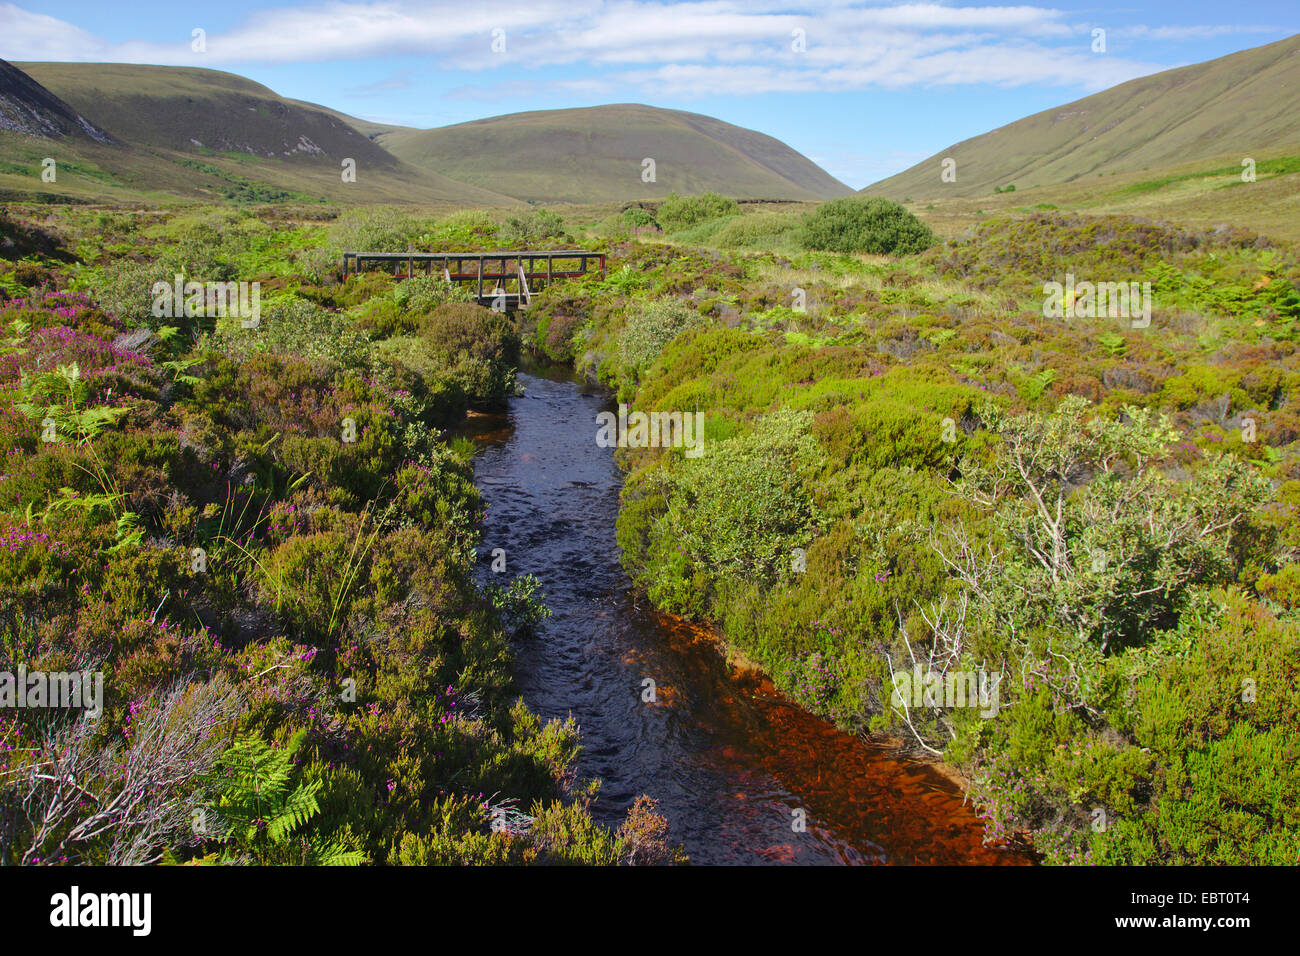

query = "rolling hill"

[
  {"left": 0, "top": 60, "right": 518, "bottom": 205},
  {"left": 376, "top": 104, "right": 855, "bottom": 203},
  {"left": 0, "top": 63, "right": 851, "bottom": 206},
  {"left": 16, "top": 62, "right": 388, "bottom": 162},
  {"left": 866, "top": 33, "right": 1300, "bottom": 200}
]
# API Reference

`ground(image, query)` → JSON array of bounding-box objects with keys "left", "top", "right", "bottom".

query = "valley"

[{"left": 0, "top": 18, "right": 1297, "bottom": 875}]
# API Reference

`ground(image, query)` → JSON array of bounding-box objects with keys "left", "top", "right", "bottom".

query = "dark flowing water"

[{"left": 466, "top": 366, "right": 1027, "bottom": 865}]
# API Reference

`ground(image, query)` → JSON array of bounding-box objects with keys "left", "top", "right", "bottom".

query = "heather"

[
  {"left": 3, "top": 195, "right": 1298, "bottom": 866},
  {"left": 0, "top": 203, "right": 662, "bottom": 866}
]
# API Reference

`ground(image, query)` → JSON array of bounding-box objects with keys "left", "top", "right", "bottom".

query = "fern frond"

[
  {"left": 266, "top": 781, "right": 321, "bottom": 843},
  {"left": 315, "top": 845, "right": 368, "bottom": 867}
]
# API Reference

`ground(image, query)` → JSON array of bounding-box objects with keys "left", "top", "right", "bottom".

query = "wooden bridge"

[{"left": 341, "top": 250, "right": 606, "bottom": 311}]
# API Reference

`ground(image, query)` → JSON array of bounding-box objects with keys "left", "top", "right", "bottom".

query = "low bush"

[
  {"left": 500, "top": 209, "right": 566, "bottom": 246},
  {"left": 800, "top": 196, "right": 937, "bottom": 256},
  {"left": 657, "top": 192, "right": 740, "bottom": 232},
  {"left": 615, "top": 299, "right": 705, "bottom": 391}
]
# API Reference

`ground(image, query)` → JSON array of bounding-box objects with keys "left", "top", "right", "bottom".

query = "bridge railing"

[{"left": 341, "top": 250, "right": 607, "bottom": 303}]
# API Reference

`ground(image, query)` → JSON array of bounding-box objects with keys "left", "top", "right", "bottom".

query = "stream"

[{"left": 465, "top": 365, "right": 1027, "bottom": 865}]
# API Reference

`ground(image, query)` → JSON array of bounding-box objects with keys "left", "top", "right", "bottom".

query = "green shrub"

[
  {"left": 616, "top": 299, "right": 705, "bottom": 389},
  {"left": 799, "top": 196, "right": 936, "bottom": 255},
  {"left": 206, "top": 296, "right": 371, "bottom": 370},
  {"left": 330, "top": 207, "right": 429, "bottom": 253},
  {"left": 500, "top": 209, "right": 566, "bottom": 246},
  {"left": 416, "top": 210, "right": 501, "bottom": 250},
  {"left": 418, "top": 303, "right": 519, "bottom": 408},
  {"left": 710, "top": 212, "right": 802, "bottom": 250},
  {"left": 622, "top": 207, "right": 658, "bottom": 230},
  {"left": 81, "top": 258, "right": 170, "bottom": 328},
  {"left": 631, "top": 408, "right": 823, "bottom": 612},
  {"left": 391, "top": 274, "right": 473, "bottom": 323},
  {"left": 955, "top": 397, "right": 1271, "bottom": 652},
  {"left": 657, "top": 192, "right": 740, "bottom": 232}
]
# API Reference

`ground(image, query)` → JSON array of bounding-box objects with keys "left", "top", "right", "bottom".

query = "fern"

[
  {"left": 202, "top": 730, "right": 365, "bottom": 866},
  {"left": 1020, "top": 367, "right": 1057, "bottom": 403},
  {"left": 160, "top": 356, "right": 204, "bottom": 387},
  {"left": 106, "top": 511, "right": 146, "bottom": 553},
  {"left": 16, "top": 362, "right": 141, "bottom": 551},
  {"left": 18, "top": 363, "right": 130, "bottom": 445},
  {"left": 603, "top": 264, "right": 646, "bottom": 295},
  {"left": 0, "top": 318, "right": 29, "bottom": 357},
  {"left": 1097, "top": 332, "right": 1127, "bottom": 357},
  {"left": 316, "top": 845, "right": 369, "bottom": 867}
]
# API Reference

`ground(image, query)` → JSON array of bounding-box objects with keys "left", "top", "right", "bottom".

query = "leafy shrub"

[
  {"left": 487, "top": 573, "right": 552, "bottom": 635},
  {"left": 417, "top": 303, "right": 519, "bottom": 408},
  {"left": 206, "top": 297, "right": 371, "bottom": 370},
  {"left": 333, "top": 271, "right": 395, "bottom": 309},
  {"left": 500, "top": 209, "right": 566, "bottom": 246},
  {"left": 393, "top": 274, "right": 472, "bottom": 315},
  {"left": 330, "top": 207, "right": 429, "bottom": 254},
  {"left": 415, "top": 210, "right": 501, "bottom": 251},
  {"left": 294, "top": 244, "right": 341, "bottom": 284},
  {"left": 80, "top": 258, "right": 170, "bottom": 329},
  {"left": 622, "top": 207, "right": 658, "bottom": 230},
  {"left": 799, "top": 197, "right": 936, "bottom": 256},
  {"left": 955, "top": 396, "right": 1271, "bottom": 652},
  {"left": 352, "top": 274, "right": 473, "bottom": 338},
  {"left": 616, "top": 299, "right": 705, "bottom": 389},
  {"left": 656, "top": 192, "right": 740, "bottom": 232},
  {"left": 710, "top": 212, "right": 802, "bottom": 249},
  {"left": 630, "top": 408, "right": 823, "bottom": 613}
]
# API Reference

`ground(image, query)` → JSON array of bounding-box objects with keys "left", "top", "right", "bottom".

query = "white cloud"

[
  {"left": 0, "top": 0, "right": 1260, "bottom": 96},
  {"left": 1116, "top": 23, "right": 1283, "bottom": 42},
  {"left": 567, "top": 43, "right": 1161, "bottom": 100},
  {"left": 0, "top": 3, "right": 111, "bottom": 60}
]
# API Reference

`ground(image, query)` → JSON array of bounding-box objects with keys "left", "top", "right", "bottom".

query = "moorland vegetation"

[{"left": 2, "top": 190, "right": 1297, "bottom": 865}]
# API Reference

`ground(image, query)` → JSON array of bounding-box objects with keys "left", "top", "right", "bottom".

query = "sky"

[{"left": 1, "top": 1, "right": 1296, "bottom": 188}]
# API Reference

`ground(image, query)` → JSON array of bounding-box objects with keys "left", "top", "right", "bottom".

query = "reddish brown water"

[{"left": 467, "top": 366, "right": 1029, "bottom": 865}]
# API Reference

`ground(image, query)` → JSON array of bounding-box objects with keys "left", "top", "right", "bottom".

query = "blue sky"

[{"left": 2, "top": 1, "right": 1296, "bottom": 188}]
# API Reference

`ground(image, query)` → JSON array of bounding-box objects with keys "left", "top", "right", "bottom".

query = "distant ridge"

[
  {"left": 376, "top": 104, "right": 855, "bottom": 202},
  {"left": 2, "top": 61, "right": 519, "bottom": 205},
  {"left": 865, "top": 33, "right": 1300, "bottom": 200},
  {"left": 1, "top": 62, "right": 850, "bottom": 205},
  {"left": 17, "top": 62, "right": 404, "bottom": 166}
]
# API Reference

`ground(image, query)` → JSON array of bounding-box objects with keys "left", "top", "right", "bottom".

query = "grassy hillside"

[
  {"left": 1, "top": 62, "right": 518, "bottom": 206},
  {"left": 883, "top": 147, "right": 1300, "bottom": 244},
  {"left": 378, "top": 104, "right": 854, "bottom": 203},
  {"left": 16, "top": 62, "right": 380, "bottom": 161},
  {"left": 287, "top": 99, "right": 411, "bottom": 141},
  {"left": 867, "top": 33, "right": 1300, "bottom": 201}
]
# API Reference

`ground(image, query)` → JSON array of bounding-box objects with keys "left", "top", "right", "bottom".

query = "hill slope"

[
  {"left": 377, "top": 104, "right": 854, "bottom": 202},
  {"left": 18, "top": 62, "right": 397, "bottom": 164},
  {"left": 2, "top": 61, "right": 517, "bottom": 205},
  {"left": 0, "top": 58, "right": 111, "bottom": 142},
  {"left": 866, "top": 33, "right": 1300, "bottom": 200}
]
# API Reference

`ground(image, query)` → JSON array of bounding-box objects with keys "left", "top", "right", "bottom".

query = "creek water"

[{"left": 464, "top": 365, "right": 1028, "bottom": 865}]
